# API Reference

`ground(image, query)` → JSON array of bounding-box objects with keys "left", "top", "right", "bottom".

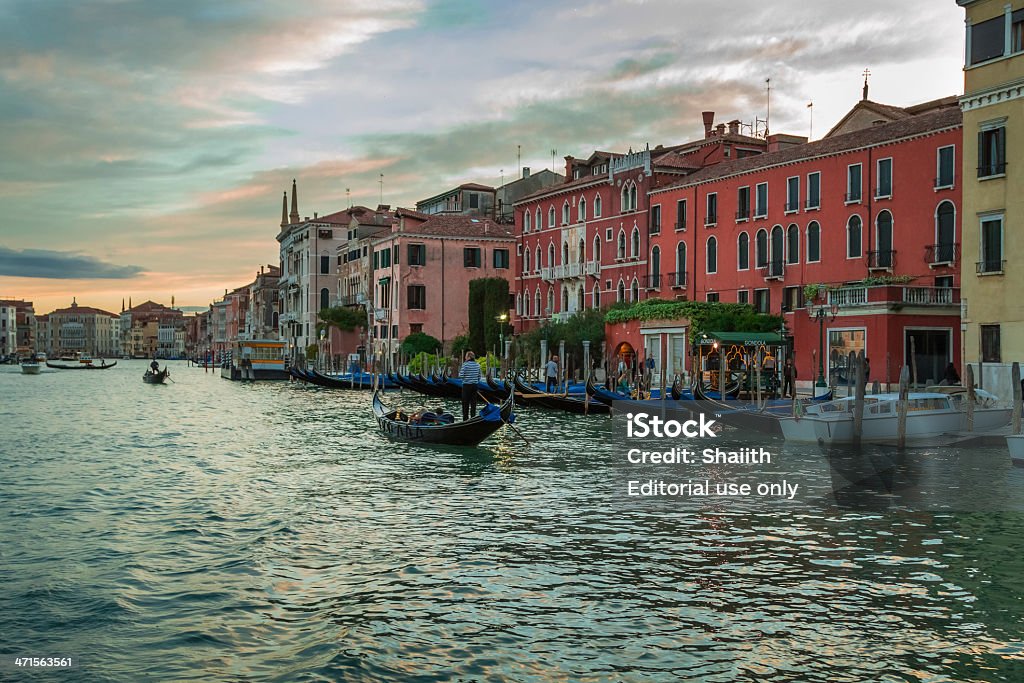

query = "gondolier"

[
  {"left": 545, "top": 354, "right": 559, "bottom": 393},
  {"left": 459, "top": 351, "right": 482, "bottom": 421}
]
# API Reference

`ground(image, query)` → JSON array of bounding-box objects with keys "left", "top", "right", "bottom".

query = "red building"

[
  {"left": 513, "top": 116, "right": 769, "bottom": 335},
  {"left": 635, "top": 96, "right": 963, "bottom": 388}
]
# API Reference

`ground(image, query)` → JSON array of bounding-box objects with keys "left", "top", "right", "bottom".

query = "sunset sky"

[{"left": 0, "top": 0, "right": 965, "bottom": 315}]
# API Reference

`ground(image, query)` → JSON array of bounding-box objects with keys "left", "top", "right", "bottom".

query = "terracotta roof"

[
  {"left": 457, "top": 182, "right": 496, "bottom": 192},
  {"left": 397, "top": 214, "right": 514, "bottom": 238},
  {"left": 654, "top": 107, "right": 962, "bottom": 193},
  {"left": 49, "top": 304, "right": 118, "bottom": 317}
]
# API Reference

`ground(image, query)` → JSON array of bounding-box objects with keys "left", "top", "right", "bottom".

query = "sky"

[{"left": 0, "top": 0, "right": 966, "bottom": 315}]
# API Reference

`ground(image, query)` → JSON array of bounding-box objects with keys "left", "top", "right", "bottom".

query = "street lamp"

[
  {"left": 807, "top": 299, "right": 839, "bottom": 393},
  {"left": 496, "top": 313, "right": 508, "bottom": 358}
]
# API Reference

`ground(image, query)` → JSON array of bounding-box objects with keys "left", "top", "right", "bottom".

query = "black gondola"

[
  {"left": 46, "top": 360, "right": 117, "bottom": 370},
  {"left": 512, "top": 374, "right": 609, "bottom": 415},
  {"left": 143, "top": 368, "right": 169, "bottom": 384},
  {"left": 373, "top": 390, "right": 514, "bottom": 446}
]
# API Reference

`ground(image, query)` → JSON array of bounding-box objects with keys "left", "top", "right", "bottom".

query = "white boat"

[
  {"left": 20, "top": 359, "right": 41, "bottom": 375},
  {"left": 780, "top": 392, "right": 1012, "bottom": 445},
  {"left": 1008, "top": 434, "right": 1024, "bottom": 465}
]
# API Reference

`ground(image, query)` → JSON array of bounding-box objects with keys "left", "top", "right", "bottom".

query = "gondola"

[
  {"left": 143, "top": 367, "right": 169, "bottom": 384},
  {"left": 46, "top": 360, "right": 117, "bottom": 370},
  {"left": 373, "top": 390, "right": 515, "bottom": 446},
  {"left": 512, "top": 374, "right": 609, "bottom": 415},
  {"left": 585, "top": 374, "right": 695, "bottom": 413}
]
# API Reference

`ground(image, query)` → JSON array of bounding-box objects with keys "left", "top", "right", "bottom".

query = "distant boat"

[
  {"left": 46, "top": 360, "right": 117, "bottom": 370},
  {"left": 143, "top": 367, "right": 169, "bottom": 384}
]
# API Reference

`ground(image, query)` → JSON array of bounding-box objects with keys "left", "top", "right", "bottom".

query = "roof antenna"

[
  {"left": 862, "top": 68, "right": 871, "bottom": 101},
  {"left": 378, "top": 174, "right": 384, "bottom": 206},
  {"left": 550, "top": 148, "right": 557, "bottom": 172},
  {"left": 807, "top": 100, "right": 814, "bottom": 140},
  {"left": 346, "top": 187, "right": 351, "bottom": 208},
  {"left": 765, "top": 78, "right": 771, "bottom": 138}
]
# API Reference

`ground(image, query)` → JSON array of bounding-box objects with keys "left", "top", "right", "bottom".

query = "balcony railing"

[
  {"left": 866, "top": 249, "right": 896, "bottom": 270},
  {"left": 735, "top": 209, "right": 750, "bottom": 221},
  {"left": 925, "top": 243, "right": 958, "bottom": 266},
  {"left": 668, "top": 271, "right": 688, "bottom": 288},
  {"left": 844, "top": 191, "right": 862, "bottom": 203},
  {"left": 674, "top": 221, "right": 686, "bottom": 231},
  {"left": 540, "top": 266, "right": 554, "bottom": 281},
  {"left": 549, "top": 262, "right": 583, "bottom": 279},
  {"left": 902, "top": 287, "right": 955, "bottom": 305},
  {"left": 784, "top": 200, "right": 799, "bottom": 212},
  {"left": 761, "top": 260, "right": 784, "bottom": 280},
  {"left": 805, "top": 198, "right": 820, "bottom": 210},
  {"left": 976, "top": 259, "right": 1005, "bottom": 274},
  {"left": 649, "top": 223, "right": 661, "bottom": 235},
  {"left": 584, "top": 260, "right": 601, "bottom": 277},
  {"left": 934, "top": 176, "right": 954, "bottom": 189},
  {"left": 704, "top": 213, "right": 717, "bottom": 226},
  {"left": 978, "top": 162, "right": 1007, "bottom": 178},
  {"left": 828, "top": 287, "right": 867, "bottom": 306},
  {"left": 644, "top": 273, "right": 662, "bottom": 290},
  {"left": 553, "top": 312, "right": 571, "bottom": 323}
]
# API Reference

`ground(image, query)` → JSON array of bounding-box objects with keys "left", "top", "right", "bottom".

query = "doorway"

[{"left": 905, "top": 328, "right": 951, "bottom": 386}]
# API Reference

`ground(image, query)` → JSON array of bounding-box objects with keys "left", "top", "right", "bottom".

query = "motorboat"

[
  {"left": 779, "top": 392, "right": 1012, "bottom": 445},
  {"left": 1008, "top": 434, "right": 1024, "bottom": 465},
  {"left": 20, "top": 358, "right": 41, "bottom": 375}
]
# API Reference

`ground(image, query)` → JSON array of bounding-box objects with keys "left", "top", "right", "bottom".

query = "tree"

[
  {"left": 400, "top": 332, "right": 441, "bottom": 356},
  {"left": 467, "top": 278, "right": 509, "bottom": 355},
  {"left": 318, "top": 305, "right": 367, "bottom": 332}
]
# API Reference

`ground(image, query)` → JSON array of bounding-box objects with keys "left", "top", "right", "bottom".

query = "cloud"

[{"left": 0, "top": 247, "right": 144, "bottom": 279}]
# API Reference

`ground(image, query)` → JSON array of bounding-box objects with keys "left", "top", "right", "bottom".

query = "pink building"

[{"left": 367, "top": 213, "right": 516, "bottom": 364}]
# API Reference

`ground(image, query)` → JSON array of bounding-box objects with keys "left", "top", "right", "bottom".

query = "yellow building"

[{"left": 958, "top": 0, "right": 1024, "bottom": 395}]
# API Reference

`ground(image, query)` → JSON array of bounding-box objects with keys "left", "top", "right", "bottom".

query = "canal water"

[{"left": 2, "top": 360, "right": 1023, "bottom": 682}]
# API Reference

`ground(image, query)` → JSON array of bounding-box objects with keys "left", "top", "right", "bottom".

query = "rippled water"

[{"left": 2, "top": 361, "right": 1024, "bottom": 681}]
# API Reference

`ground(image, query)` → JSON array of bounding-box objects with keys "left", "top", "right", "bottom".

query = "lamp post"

[
  {"left": 807, "top": 299, "right": 839, "bottom": 395},
  {"left": 496, "top": 313, "right": 508, "bottom": 357}
]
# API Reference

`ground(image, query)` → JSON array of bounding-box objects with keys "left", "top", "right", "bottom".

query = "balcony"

[
  {"left": 548, "top": 262, "right": 583, "bottom": 279},
  {"left": 553, "top": 311, "right": 571, "bottom": 323},
  {"left": 540, "top": 266, "right": 554, "bottom": 282},
  {"left": 925, "top": 243, "right": 958, "bottom": 266},
  {"left": 735, "top": 209, "right": 750, "bottom": 221},
  {"left": 584, "top": 260, "right": 601, "bottom": 277},
  {"left": 761, "top": 260, "right": 784, "bottom": 280},
  {"left": 828, "top": 285, "right": 960, "bottom": 307},
  {"left": 668, "top": 271, "right": 688, "bottom": 288},
  {"left": 976, "top": 259, "right": 1005, "bottom": 274},
  {"left": 644, "top": 273, "right": 662, "bottom": 290},
  {"left": 866, "top": 249, "right": 896, "bottom": 271}
]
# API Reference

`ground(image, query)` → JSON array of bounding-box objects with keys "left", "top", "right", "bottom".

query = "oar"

[{"left": 478, "top": 390, "right": 530, "bottom": 447}]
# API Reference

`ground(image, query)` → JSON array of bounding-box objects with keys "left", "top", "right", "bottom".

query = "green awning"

[{"left": 698, "top": 331, "right": 784, "bottom": 346}]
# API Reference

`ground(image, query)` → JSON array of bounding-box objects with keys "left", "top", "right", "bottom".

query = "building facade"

[
  {"left": 958, "top": 0, "right": 1024, "bottom": 395},
  {"left": 47, "top": 300, "right": 120, "bottom": 357},
  {"left": 0, "top": 304, "right": 16, "bottom": 357},
  {"left": 416, "top": 183, "right": 496, "bottom": 217}
]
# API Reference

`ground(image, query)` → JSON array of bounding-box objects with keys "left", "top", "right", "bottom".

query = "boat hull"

[
  {"left": 21, "top": 363, "right": 41, "bottom": 375},
  {"left": 780, "top": 407, "right": 1013, "bottom": 444},
  {"left": 373, "top": 391, "right": 514, "bottom": 446}
]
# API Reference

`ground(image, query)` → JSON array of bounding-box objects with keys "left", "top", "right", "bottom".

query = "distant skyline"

[{"left": 0, "top": 0, "right": 965, "bottom": 314}]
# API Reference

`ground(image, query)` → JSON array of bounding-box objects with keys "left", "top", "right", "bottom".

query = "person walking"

[
  {"left": 783, "top": 358, "right": 797, "bottom": 398},
  {"left": 459, "top": 351, "right": 481, "bottom": 421},
  {"left": 545, "top": 354, "right": 559, "bottom": 393}
]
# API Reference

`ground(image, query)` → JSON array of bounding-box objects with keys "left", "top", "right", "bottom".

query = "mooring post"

[
  {"left": 847, "top": 351, "right": 856, "bottom": 398},
  {"left": 1013, "top": 362, "right": 1022, "bottom": 436},
  {"left": 885, "top": 352, "right": 891, "bottom": 393},
  {"left": 853, "top": 351, "right": 866, "bottom": 445},
  {"left": 966, "top": 364, "right": 976, "bottom": 432},
  {"left": 897, "top": 365, "right": 910, "bottom": 448}
]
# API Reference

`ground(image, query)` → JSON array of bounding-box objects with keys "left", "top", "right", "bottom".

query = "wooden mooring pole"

[
  {"left": 965, "top": 364, "right": 976, "bottom": 432},
  {"left": 1012, "top": 362, "right": 1021, "bottom": 435},
  {"left": 853, "top": 351, "right": 865, "bottom": 445},
  {"left": 896, "top": 365, "right": 910, "bottom": 449}
]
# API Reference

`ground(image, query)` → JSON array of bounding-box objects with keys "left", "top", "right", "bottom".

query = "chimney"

[
  {"left": 728, "top": 119, "right": 740, "bottom": 136},
  {"left": 522, "top": 166, "right": 530, "bottom": 179},
  {"left": 314, "top": 211, "right": 318, "bottom": 219},
  {"left": 702, "top": 111, "right": 714, "bottom": 138},
  {"left": 715, "top": 123, "right": 726, "bottom": 136},
  {"left": 564, "top": 155, "right": 575, "bottom": 183}
]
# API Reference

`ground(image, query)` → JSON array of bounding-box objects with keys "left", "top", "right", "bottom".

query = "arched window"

[
  {"left": 534, "top": 289, "right": 540, "bottom": 316},
  {"left": 593, "top": 235, "right": 601, "bottom": 262},
  {"left": 535, "top": 208, "right": 541, "bottom": 231},
  {"left": 847, "top": 215, "right": 862, "bottom": 258},
  {"left": 617, "top": 230, "right": 626, "bottom": 259},
  {"left": 524, "top": 247, "right": 531, "bottom": 272},
  {"left": 876, "top": 210, "right": 893, "bottom": 267},
  {"left": 631, "top": 227, "right": 640, "bottom": 257},
  {"left": 756, "top": 229, "right": 769, "bottom": 267},
  {"left": 578, "top": 238, "right": 585, "bottom": 263},
  {"left": 807, "top": 221, "right": 821, "bottom": 263},
  {"left": 706, "top": 236, "right": 718, "bottom": 274},
  {"left": 548, "top": 206, "right": 555, "bottom": 227},
  {"left": 935, "top": 201, "right": 956, "bottom": 263},
  {"left": 320, "top": 287, "right": 330, "bottom": 310},
  {"left": 593, "top": 286, "right": 601, "bottom": 308},
  {"left": 561, "top": 200, "right": 570, "bottom": 225},
  {"left": 534, "top": 246, "right": 541, "bottom": 272},
  {"left": 577, "top": 287, "right": 584, "bottom": 312},
  {"left": 524, "top": 211, "right": 531, "bottom": 232},
  {"left": 631, "top": 278, "right": 640, "bottom": 302},
  {"left": 578, "top": 197, "right": 586, "bottom": 222},
  {"left": 594, "top": 194, "right": 602, "bottom": 218},
  {"left": 524, "top": 292, "right": 530, "bottom": 317},
  {"left": 617, "top": 280, "right": 625, "bottom": 302},
  {"left": 676, "top": 242, "right": 687, "bottom": 286},
  {"left": 562, "top": 241, "right": 569, "bottom": 264},
  {"left": 651, "top": 246, "right": 661, "bottom": 286},
  {"left": 770, "top": 225, "right": 784, "bottom": 268},
  {"left": 548, "top": 243, "right": 555, "bottom": 267},
  {"left": 738, "top": 232, "right": 749, "bottom": 270},
  {"left": 547, "top": 288, "right": 554, "bottom": 314},
  {"left": 515, "top": 293, "right": 522, "bottom": 315},
  {"left": 562, "top": 287, "right": 569, "bottom": 312},
  {"left": 787, "top": 224, "right": 799, "bottom": 264}
]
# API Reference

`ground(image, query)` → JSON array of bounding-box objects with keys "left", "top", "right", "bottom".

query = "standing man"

[
  {"left": 782, "top": 358, "right": 797, "bottom": 398},
  {"left": 459, "top": 351, "right": 481, "bottom": 421},
  {"left": 545, "top": 354, "right": 559, "bottom": 393}
]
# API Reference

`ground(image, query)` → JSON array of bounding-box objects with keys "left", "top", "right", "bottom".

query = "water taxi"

[{"left": 221, "top": 339, "right": 288, "bottom": 380}]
